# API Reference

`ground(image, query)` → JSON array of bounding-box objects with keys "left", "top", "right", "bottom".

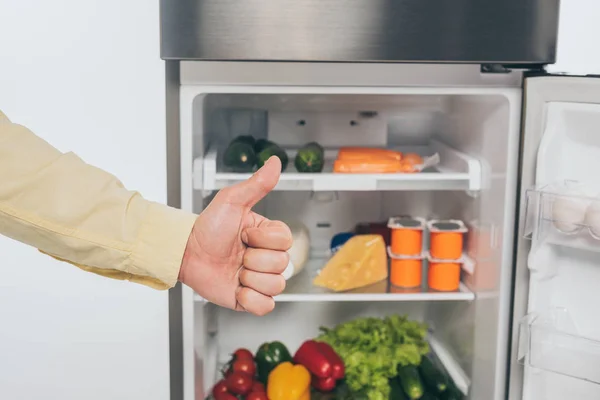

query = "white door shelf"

[
  {"left": 193, "top": 140, "right": 482, "bottom": 192},
  {"left": 194, "top": 257, "right": 475, "bottom": 303}
]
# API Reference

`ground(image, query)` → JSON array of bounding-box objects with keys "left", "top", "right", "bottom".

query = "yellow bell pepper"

[{"left": 267, "top": 361, "right": 311, "bottom": 400}]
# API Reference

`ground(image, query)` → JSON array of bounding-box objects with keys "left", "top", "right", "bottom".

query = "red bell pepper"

[
  {"left": 315, "top": 342, "right": 345, "bottom": 380},
  {"left": 293, "top": 340, "right": 346, "bottom": 393},
  {"left": 311, "top": 375, "right": 337, "bottom": 392},
  {"left": 293, "top": 340, "right": 332, "bottom": 378}
]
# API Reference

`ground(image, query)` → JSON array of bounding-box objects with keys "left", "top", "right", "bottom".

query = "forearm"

[{"left": 0, "top": 111, "right": 196, "bottom": 289}]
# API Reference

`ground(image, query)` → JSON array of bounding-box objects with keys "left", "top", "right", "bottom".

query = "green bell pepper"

[{"left": 255, "top": 341, "right": 293, "bottom": 384}]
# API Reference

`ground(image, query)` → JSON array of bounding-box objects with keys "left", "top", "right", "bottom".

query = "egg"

[
  {"left": 585, "top": 199, "right": 600, "bottom": 239},
  {"left": 551, "top": 189, "right": 589, "bottom": 234}
]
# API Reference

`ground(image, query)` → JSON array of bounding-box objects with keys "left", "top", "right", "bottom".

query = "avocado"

[
  {"left": 295, "top": 142, "right": 325, "bottom": 173},
  {"left": 254, "top": 138, "right": 275, "bottom": 154},
  {"left": 223, "top": 141, "right": 256, "bottom": 172},
  {"left": 231, "top": 135, "right": 256, "bottom": 147},
  {"left": 257, "top": 144, "right": 288, "bottom": 172}
]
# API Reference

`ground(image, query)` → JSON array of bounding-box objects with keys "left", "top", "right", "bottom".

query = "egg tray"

[{"left": 524, "top": 182, "right": 600, "bottom": 248}]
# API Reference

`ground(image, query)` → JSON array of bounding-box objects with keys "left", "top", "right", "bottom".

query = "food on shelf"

[
  {"left": 427, "top": 220, "right": 467, "bottom": 260},
  {"left": 337, "top": 147, "right": 403, "bottom": 161},
  {"left": 427, "top": 254, "right": 461, "bottom": 292},
  {"left": 254, "top": 138, "right": 276, "bottom": 154},
  {"left": 232, "top": 135, "right": 257, "bottom": 147},
  {"left": 286, "top": 220, "right": 311, "bottom": 278},
  {"left": 295, "top": 142, "right": 325, "bottom": 173},
  {"left": 246, "top": 392, "right": 269, "bottom": 400},
  {"left": 440, "top": 381, "right": 464, "bottom": 400},
  {"left": 354, "top": 221, "right": 391, "bottom": 246},
  {"left": 312, "top": 235, "right": 388, "bottom": 292},
  {"left": 333, "top": 158, "right": 403, "bottom": 173},
  {"left": 223, "top": 140, "right": 257, "bottom": 173},
  {"left": 211, "top": 379, "right": 229, "bottom": 398},
  {"left": 389, "top": 252, "right": 423, "bottom": 289},
  {"left": 402, "top": 153, "right": 424, "bottom": 165},
  {"left": 257, "top": 142, "right": 289, "bottom": 172},
  {"left": 418, "top": 355, "right": 449, "bottom": 394},
  {"left": 317, "top": 315, "right": 429, "bottom": 399},
  {"left": 256, "top": 341, "right": 294, "bottom": 384},
  {"left": 388, "top": 217, "right": 425, "bottom": 256},
  {"left": 585, "top": 197, "right": 600, "bottom": 238},
  {"left": 293, "top": 340, "right": 345, "bottom": 392},
  {"left": 397, "top": 365, "right": 425, "bottom": 399},
  {"left": 225, "top": 371, "right": 254, "bottom": 395},
  {"left": 389, "top": 377, "right": 409, "bottom": 400},
  {"left": 267, "top": 361, "right": 311, "bottom": 400},
  {"left": 330, "top": 232, "right": 355, "bottom": 254},
  {"left": 551, "top": 187, "right": 590, "bottom": 233},
  {"left": 223, "top": 351, "right": 256, "bottom": 377}
]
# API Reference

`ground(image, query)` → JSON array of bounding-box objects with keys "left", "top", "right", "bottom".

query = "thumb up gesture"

[{"left": 178, "top": 156, "right": 292, "bottom": 316}]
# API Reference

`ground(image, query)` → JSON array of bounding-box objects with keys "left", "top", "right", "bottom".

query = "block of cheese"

[{"left": 313, "top": 234, "right": 388, "bottom": 292}]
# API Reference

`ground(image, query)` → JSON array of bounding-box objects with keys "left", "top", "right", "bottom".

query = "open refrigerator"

[{"left": 159, "top": 1, "right": 600, "bottom": 399}]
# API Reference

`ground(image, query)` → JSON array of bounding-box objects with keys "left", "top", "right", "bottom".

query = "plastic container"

[
  {"left": 387, "top": 247, "right": 423, "bottom": 288},
  {"left": 427, "top": 253, "right": 461, "bottom": 292},
  {"left": 428, "top": 220, "right": 468, "bottom": 260},
  {"left": 388, "top": 216, "right": 426, "bottom": 256}
]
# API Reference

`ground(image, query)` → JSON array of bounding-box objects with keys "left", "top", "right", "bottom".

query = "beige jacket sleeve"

[{"left": 0, "top": 110, "right": 197, "bottom": 289}]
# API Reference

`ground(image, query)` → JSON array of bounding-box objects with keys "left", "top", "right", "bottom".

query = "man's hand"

[{"left": 178, "top": 156, "right": 292, "bottom": 316}]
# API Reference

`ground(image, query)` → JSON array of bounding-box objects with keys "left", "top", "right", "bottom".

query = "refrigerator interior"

[
  {"left": 180, "top": 87, "right": 522, "bottom": 400},
  {"left": 512, "top": 77, "right": 600, "bottom": 400}
]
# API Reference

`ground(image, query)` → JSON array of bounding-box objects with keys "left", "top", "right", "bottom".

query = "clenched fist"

[{"left": 178, "top": 156, "right": 292, "bottom": 316}]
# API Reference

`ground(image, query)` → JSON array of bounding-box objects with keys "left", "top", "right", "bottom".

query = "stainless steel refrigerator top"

[{"left": 160, "top": 0, "right": 560, "bottom": 65}]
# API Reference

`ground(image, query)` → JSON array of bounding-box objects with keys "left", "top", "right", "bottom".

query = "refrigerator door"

[
  {"left": 160, "top": 0, "right": 559, "bottom": 64},
  {"left": 509, "top": 75, "right": 600, "bottom": 400}
]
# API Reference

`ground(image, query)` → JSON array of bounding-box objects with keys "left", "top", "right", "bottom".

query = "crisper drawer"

[{"left": 160, "top": 0, "right": 560, "bottom": 64}]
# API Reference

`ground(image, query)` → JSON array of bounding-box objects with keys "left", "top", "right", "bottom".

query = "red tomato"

[
  {"left": 212, "top": 380, "right": 228, "bottom": 396},
  {"left": 231, "top": 357, "right": 256, "bottom": 377},
  {"left": 225, "top": 371, "right": 254, "bottom": 395},
  {"left": 251, "top": 381, "right": 265, "bottom": 393},
  {"left": 214, "top": 393, "right": 237, "bottom": 400},
  {"left": 233, "top": 348, "right": 254, "bottom": 360},
  {"left": 246, "top": 392, "right": 269, "bottom": 400}
]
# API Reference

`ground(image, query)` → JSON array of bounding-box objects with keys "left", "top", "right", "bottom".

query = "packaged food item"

[
  {"left": 337, "top": 147, "right": 403, "bottom": 161},
  {"left": 428, "top": 220, "right": 468, "bottom": 260},
  {"left": 427, "top": 253, "right": 461, "bottom": 292},
  {"left": 387, "top": 248, "right": 423, "bottom": 288},
  {"left": 313, "top": 235, "right": 388, "bottom": 292},
  {"left": 330, "top": 232, "right": 355, "bottom": 254},
  {"left": 333, "top": 158, "right": 402, "bottom": 173},
  {"left": 354, "top": 221, "right": 391, "bottom": 246},
  {"left": 388, "top": 216, "right": 426, "bottom": 256}
]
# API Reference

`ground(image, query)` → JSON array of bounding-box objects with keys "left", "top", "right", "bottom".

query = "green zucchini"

[
  {"left": 231, "top": 135, "right": 256, "bottom": 147},
  {"left": 419, "top": 356, "right": 448, "bottom": 394},
  {"left": 440, "top": 381, "right": 464, "bottom": 400},
  {"left": 421, "top": 392, "right": 439, "bottom": 400},
  {"left": 397, "top": 365, "right": 425, "bottom": 399},
  {"left": 389, "top": 377, "right": 409, "bottom": 399}
]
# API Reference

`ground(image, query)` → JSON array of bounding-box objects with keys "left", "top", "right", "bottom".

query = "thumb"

[{"left": 226, "top": 156, "right": 281, "bottom": 207}]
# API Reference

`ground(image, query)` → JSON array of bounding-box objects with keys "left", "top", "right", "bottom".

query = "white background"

[{"left": 0, "top": 0, "right": 598, "bottom": 399}]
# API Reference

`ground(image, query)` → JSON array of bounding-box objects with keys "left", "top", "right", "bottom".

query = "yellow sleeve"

[{"left": 0, "top": 110, "right": 197, "bottom": 289}]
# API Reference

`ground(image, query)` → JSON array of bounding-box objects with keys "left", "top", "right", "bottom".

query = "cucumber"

[
  {"left": 253, "top": 138, "right": 275, "bottom": 153},
  {"left": 231, "top": 135, "right": 256, "bottom": 147},
  {"left": 421, "top": 392, "right": 439, "bottom": 400},
  {"left": 389, "top": 377, "right": 409, "bottom": 400},
  {"left": 223, "top": 141, "right": 256, "bottom": 172},
  {"left": 419, "top": 356, "right": 448, "bottom": 394},
  {"left": 257, "top": 144, "right": 289, "bottom": 172},
  {"left": 295, "top": 142, "right": 325, "bottom": 173},
  {"left": 397, "top": 365, "right": 425, "bottom": 399},
  {"left": 440, "top": 381, "right": 464, "bottom": 400}
]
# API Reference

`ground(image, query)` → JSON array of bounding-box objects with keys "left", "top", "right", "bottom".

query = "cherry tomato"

[
  {"left": 250, "top": 381, "right": 265, "bottom": 393},
  {"left": 214, "top": 392, "right": 237, "bottom": 400},
  {"left": 231, "top": 357, "right": 256, "bottom": 377},
  {"left": 212, "top": 380, "right": 228, "bottom": 397},
  {"left": 246, "top": 392, "right": 269, "bottom": 400},
  {"left": 225, "top": 371, "right": 254, "bottom": 395},
  {"left": 233, "top": 348, "right": 254, "bottom": 360}
]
